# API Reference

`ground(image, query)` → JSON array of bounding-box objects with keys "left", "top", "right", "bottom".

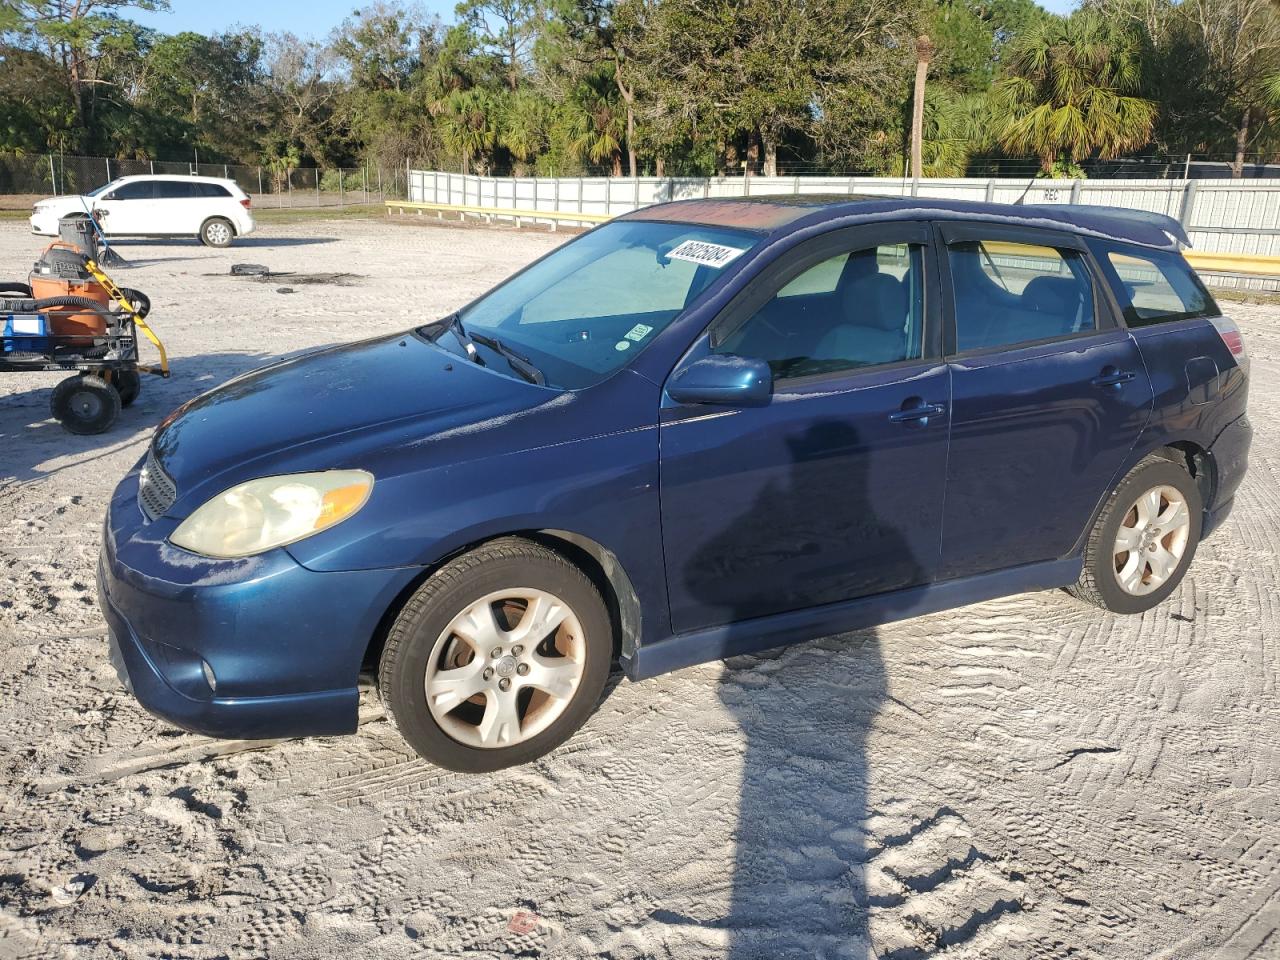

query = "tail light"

[
  {"left": 1210, "top": 316, "right": 1247, "bottom": 362},
  {"left": 240, "top": 197, "right": 251, "bottom": 209}
]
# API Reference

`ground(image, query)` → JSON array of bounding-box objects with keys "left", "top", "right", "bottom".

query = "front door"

[
  {"left": 93, "top": 179, "right": 157, "bottom": 235},
  {"left": 659, "top": 223, "right": 951, "bottom": 634},
  {"left": 937, "top": 223, "right": 1154, "bottom": 579}
]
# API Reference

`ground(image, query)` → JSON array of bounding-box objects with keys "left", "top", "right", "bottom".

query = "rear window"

[
  {"left": 156, "top": 181, "right": 195, "bottom": 199},
  {"left": 1090, "top": 241, "right": 1218, "bottom": 327}
]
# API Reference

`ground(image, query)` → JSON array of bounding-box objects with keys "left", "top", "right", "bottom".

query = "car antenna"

[{"left": 1012, "top": 177, "right": 1036, "bottom": 205}]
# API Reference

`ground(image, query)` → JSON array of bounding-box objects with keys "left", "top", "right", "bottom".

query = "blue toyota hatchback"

[{"left": 98, "top": 196, "right": 1251, "bottom": 771}]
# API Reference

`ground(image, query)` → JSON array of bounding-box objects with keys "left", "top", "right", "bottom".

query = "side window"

[
  {"left": 948, "top": 240, "right": 1096, "bottom": 352},
  {"left": 110, "top": 181, "right": 155, "bottom": 201},
  {"left": 716, "top": 243, "right": 925, "bottom": 380},
  {"left": 156, "top": 181, "right": 196, "bottom": 199},
  {"left": 1092, "top": 242, "right": 1218, "bottom": 327},
  {"left": 194, "top": 182, "right": 231, "bottom": 198}
]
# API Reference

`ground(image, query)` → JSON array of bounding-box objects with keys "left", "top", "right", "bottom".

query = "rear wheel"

[
  {"left": 50, "top": 374, "right": 120, "bottom": 435},
  {"left": 110, "top": 369, "right": 141, "bottom": 407},
  {"left": 1068, "top": 456, "right": 1202, "bottom": 614},
  {"left": 200, "top": 217, "right": 234, "bottom": 247},
  {"left": 378, "top": 538, "right": 612, "bottom": 772}
]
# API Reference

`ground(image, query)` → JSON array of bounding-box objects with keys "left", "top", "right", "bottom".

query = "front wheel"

[
  {"left": 1068, "top": 456, "right": 1203, "bottom": 614},
  {"left": 378, "top": 538, "right": 613, "bottom": 772},
  {"left": 199, "top": 217, "right": 234, "bottom": 247},
  {"left": 50, "top": 374, "right": 121, "bottom": 435}
]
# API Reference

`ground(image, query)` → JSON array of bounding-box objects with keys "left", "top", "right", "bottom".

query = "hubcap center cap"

[{"left": 494, "top": 655, "right": 518, "bottom": 678}]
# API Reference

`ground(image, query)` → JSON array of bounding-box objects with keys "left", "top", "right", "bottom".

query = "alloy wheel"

[
  {"left": 423, "top": 588, "right": 585, "bottom": 748},
  {"left": 1113, "top": 484, "right": 1191, "bottom": 596}
]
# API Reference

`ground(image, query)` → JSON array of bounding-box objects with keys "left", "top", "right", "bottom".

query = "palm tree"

[
  {"left": 910, "top": 34, "right": 935, "bottom": 180},
  {"left": 990, "top": 12, "right": 1157, "bottom": 173},
  {"left": 500, "top": 89, "right": 550, "bottom": 175},
  {"left": 566, "top": 72, "right": 626, "bottom": 176},
  {"left": 439, "top": 88, "right": 498, "bottom": 175}
]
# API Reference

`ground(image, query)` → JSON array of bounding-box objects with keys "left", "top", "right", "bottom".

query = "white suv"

[{"left": 30, "top": 174, "right": 256, "bottom": 247}]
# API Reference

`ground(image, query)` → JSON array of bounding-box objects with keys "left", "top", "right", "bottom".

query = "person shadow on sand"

[{"left": 667, "top": 418, "right": 930, "bottom": 958}]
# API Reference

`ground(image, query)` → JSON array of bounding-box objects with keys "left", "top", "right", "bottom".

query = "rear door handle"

[
  {"left": 888, "top": 402, "right": 946, "bottom": 423},
  {"left": 1092, "top": 368, "right": 1136, "bottom": 387}
]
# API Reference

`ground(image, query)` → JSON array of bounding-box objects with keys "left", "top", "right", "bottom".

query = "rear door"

[
  {"left": 155, "top": 180, "right": 208, "bottom": 234},
  {"left": 937, "top": 222, "right": 1154, "bottom": 579}
]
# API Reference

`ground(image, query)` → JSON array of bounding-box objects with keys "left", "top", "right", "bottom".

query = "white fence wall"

[{"left": 408, "top": 170, "right": 1280, "bottom": 257}]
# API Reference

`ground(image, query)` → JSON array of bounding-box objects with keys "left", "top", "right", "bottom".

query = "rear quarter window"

[{"left": 1090, "top": 240, "right": 1219, "bottom": 327}]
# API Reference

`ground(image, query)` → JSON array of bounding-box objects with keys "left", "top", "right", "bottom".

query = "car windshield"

[
  {"left": 84, "top": 179, "right": 122, "bottom": 198},
  {"left": 433, "top": 220, "right": 763, "bottom": 389}
]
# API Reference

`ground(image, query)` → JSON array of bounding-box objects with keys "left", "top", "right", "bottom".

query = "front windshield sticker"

[
  {"left": 615, "top": 341, "right": 632, "bottom": 351},
  {"left": 665, "top": 239, "right": 747, "bottom": 269},
  {"left": 624, "top": 323, "right": 653, "bottom": 342}
]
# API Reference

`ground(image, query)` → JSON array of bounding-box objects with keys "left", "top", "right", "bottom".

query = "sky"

[{"left": 133, "top": 0, "right": 1079, "bottom": 41}]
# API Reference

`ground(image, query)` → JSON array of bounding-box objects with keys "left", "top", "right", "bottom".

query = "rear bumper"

[
  {"left": 98, "top": 463, "right": 420, "bottom": 739},
  {"left": 1205, "top": 412, "right": 1251, "bottom": 539}
]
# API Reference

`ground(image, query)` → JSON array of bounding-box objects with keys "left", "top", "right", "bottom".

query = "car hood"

[
  {"left": 36, "top": 195, "right": 93, "bottom": 209},
  {"left": 152, "top": 332, "right": 550, "bottom": 511}
]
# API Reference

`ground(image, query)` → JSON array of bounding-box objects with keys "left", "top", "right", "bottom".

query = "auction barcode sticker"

[{"left": 665, "top": 240, "right": 747, "bottom": 268}]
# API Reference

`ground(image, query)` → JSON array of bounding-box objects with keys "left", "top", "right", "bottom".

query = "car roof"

[
  {"left": 621, "top": 193, "right": 1189, "bottom": 252},
  {"left": 113, "top": 174, "right": 240, "bottom": 186}
]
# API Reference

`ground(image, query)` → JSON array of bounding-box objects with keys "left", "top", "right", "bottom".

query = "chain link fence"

[{"left": 0, "top": 154, "right": 410, "bottom": 209}]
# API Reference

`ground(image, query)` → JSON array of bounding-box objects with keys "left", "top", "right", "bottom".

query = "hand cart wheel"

[
  {"left": 109, "top": 368, "right": 141, "bottom": 407},
  {"left": 50, "top": 374, "right": 121, "bottom": 435}
]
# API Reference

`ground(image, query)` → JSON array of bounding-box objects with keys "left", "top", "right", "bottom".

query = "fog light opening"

[{"left": 201, "top": 659, "right": 217, "bottom": 693}]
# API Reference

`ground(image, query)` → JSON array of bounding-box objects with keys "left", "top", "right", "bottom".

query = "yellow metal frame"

[{"left": 85, "top": 259, "right": 169, "bottom": 377}]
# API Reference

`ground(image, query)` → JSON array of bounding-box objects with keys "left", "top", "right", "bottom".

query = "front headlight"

[{"left": 170, "top": 470, "right": 373, "bottom": 559}]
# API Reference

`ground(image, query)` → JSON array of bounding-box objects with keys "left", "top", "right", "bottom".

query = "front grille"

[{"left": 137, "top": 447, "right": 177, "bottom": 520}]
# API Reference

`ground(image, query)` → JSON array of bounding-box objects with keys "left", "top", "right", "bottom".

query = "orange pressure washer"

[{"left": 1, "top": 217, "right": 169, "bottom": 434}]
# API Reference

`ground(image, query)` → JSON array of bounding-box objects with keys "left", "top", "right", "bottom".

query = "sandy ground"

[{"left": 0, "top": 216, "right": 1277, "bottom": 960}]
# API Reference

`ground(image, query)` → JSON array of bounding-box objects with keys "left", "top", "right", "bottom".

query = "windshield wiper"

[
  {"left": 469, "top": 332, "right": 546, "bottom": 386},
  {"left": 423, "top": 313, "right": 481, "bottom": 363}
]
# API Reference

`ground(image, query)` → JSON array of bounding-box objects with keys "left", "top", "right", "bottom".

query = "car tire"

[
  {"left": 200, "top": 217, "right": 235, "bottom": 247},
  {"left": 378, "top": 537, "right": 613, "bottom": 772},
  {"left": 1068, "top": 455, "right": 1203, "bottom": 614},
  {"left": 110, "top": 369, "right": 141, "bottom": 407},
  {"left": 50, "top": 374, "right": 121, "bottom": 435}
]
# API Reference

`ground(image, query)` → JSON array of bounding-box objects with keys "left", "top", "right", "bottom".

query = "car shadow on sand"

[{"left": 0, "top": 347, "right": 330, "bottom": 485}]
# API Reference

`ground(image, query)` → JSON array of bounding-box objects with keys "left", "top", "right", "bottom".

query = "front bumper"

[
  {"left": 98, "top": 462, "right": 421, "bottom": 739},
  {"left": 30, "top": 212, "right": 58, "bottom": 236}
]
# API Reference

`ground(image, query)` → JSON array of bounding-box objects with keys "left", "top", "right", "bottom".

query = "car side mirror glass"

[{"left": 667, "top": 354, "right": 772, "bottom": 407}]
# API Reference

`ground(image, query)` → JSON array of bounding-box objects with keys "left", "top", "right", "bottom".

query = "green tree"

[
  {"left": 0, "top": 42, "right": 77, "bottom": 151},
  {"left": 455, "top": 0, "right": 542, "bottom": 90},
  {"left": 438, "top": 86, "right": 499, "bottom": 173},
  {"left": 136, "top": 30, "right": 265, "bottom": 160},
  {"left": 990, "top": 12, "right": 1157, "bottom": 172},
  {"left": 330, "top": 3, "right": 443, "bottom": 168},
  {"left": 6, "top": 0, "right": 167, "bottom": 143}
]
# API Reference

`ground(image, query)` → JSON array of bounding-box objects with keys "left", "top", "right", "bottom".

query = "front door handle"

[
  {"left": 1092, "top": 367, "right": 1136, "bottom": 387},
  {"left": 888, "top": 401, "right": 946, "bottom": 424}
]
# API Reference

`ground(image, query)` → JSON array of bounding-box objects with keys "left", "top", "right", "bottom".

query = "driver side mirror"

[{"left": 667, "top": 354, "right": 773, "bottom": 407}]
